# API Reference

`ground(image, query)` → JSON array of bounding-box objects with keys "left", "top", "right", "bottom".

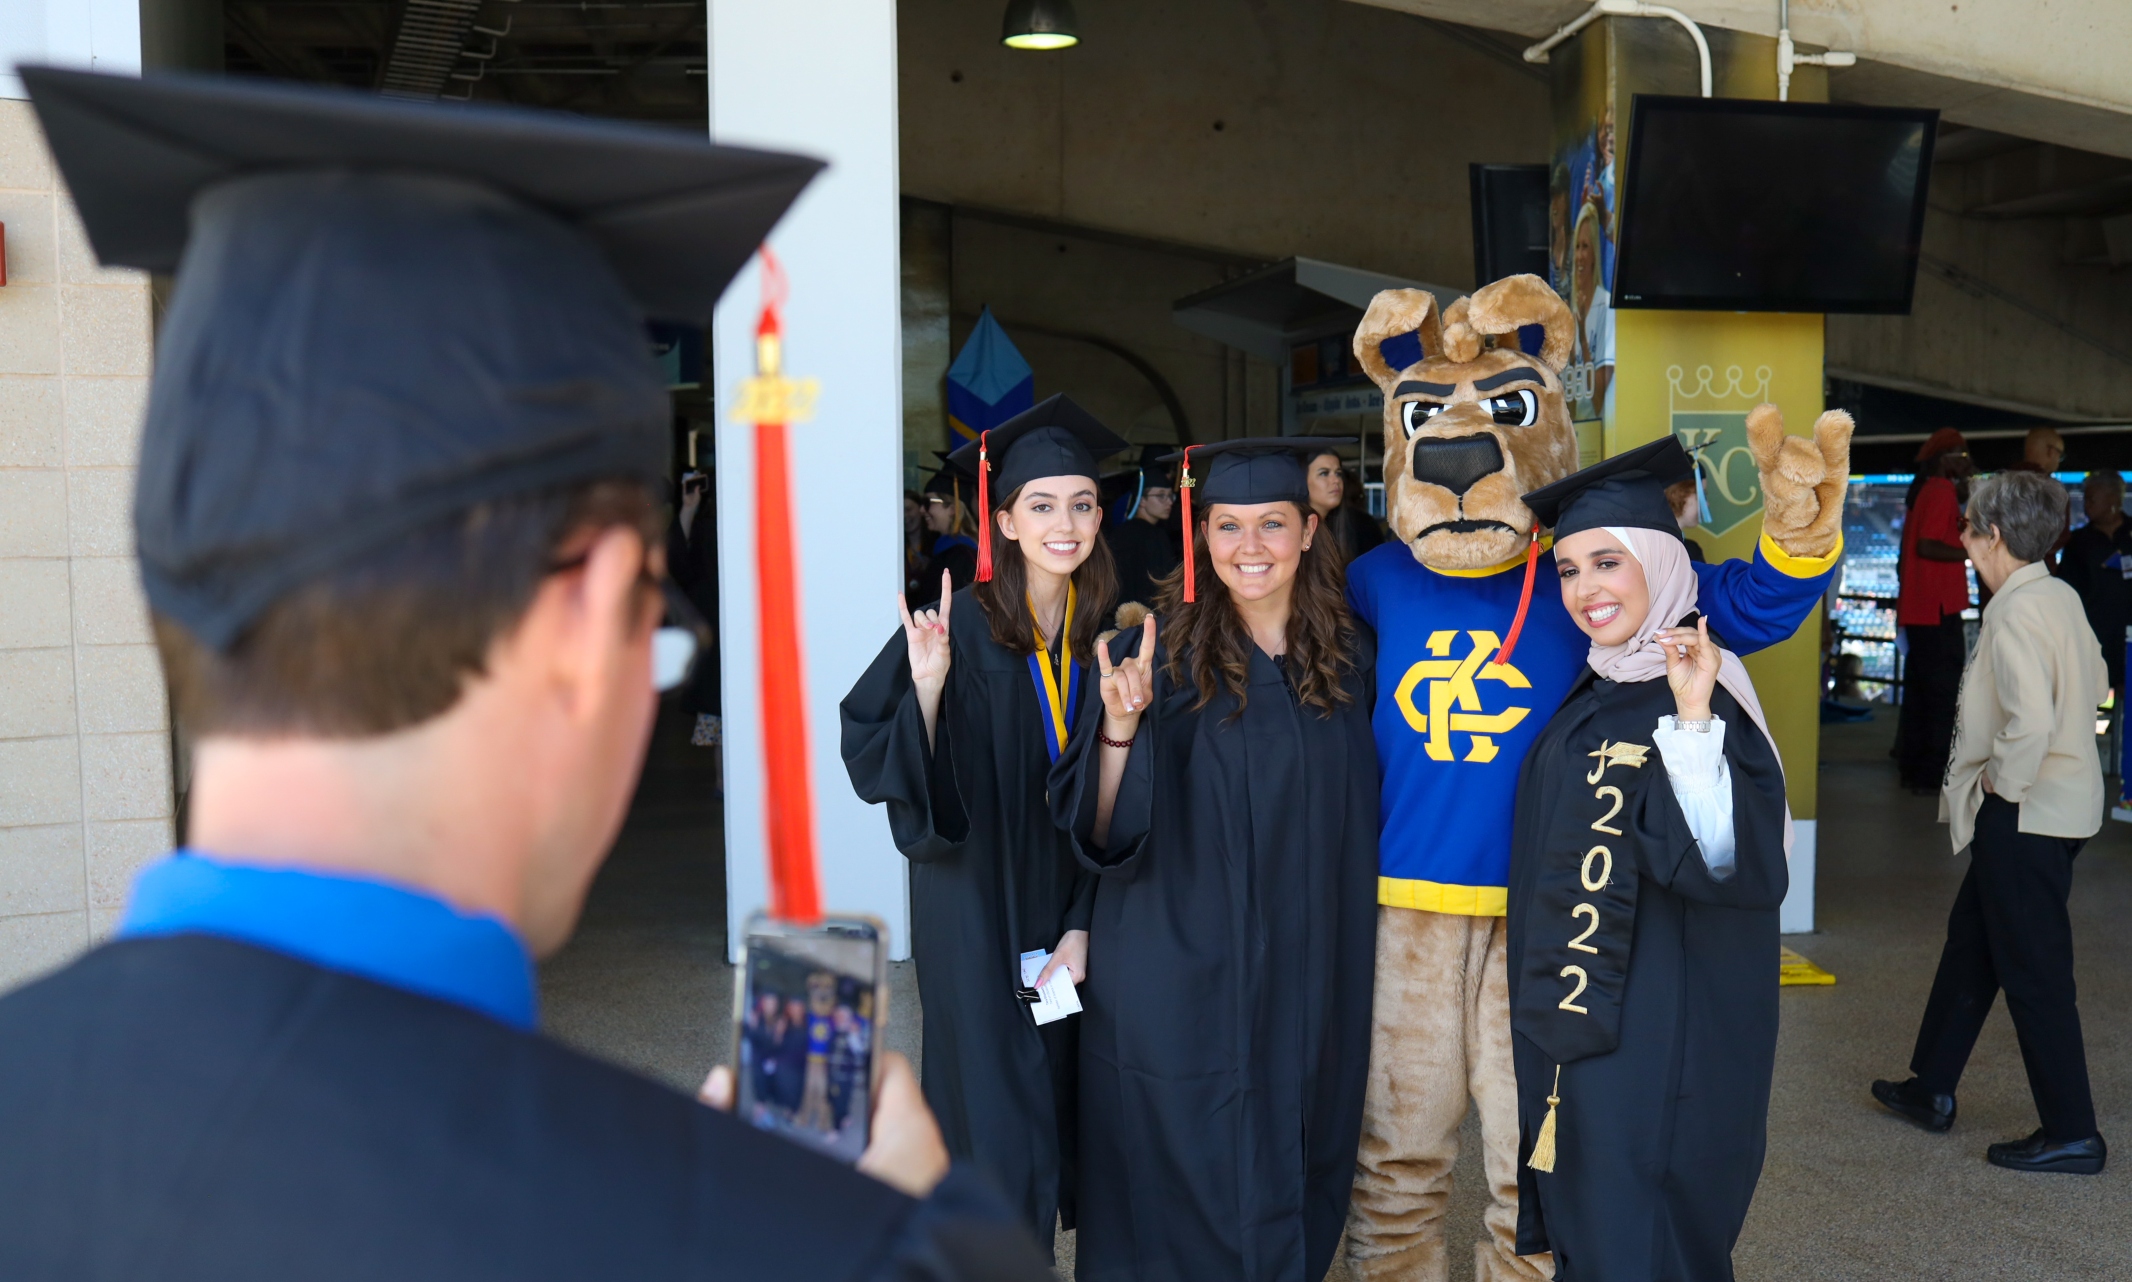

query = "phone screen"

[{"left": 735, "top": 916, "right": 883, "bottom": 1164}]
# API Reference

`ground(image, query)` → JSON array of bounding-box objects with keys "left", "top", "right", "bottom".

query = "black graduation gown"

[
  {"left": 1506, "top": 674, "right": 1789, "bottom": 1282},
  {"left": 0, "top": 936, "right": 1050, "bottom": 1281},
  {"left": 1104, "top": 518, "right": 1179, "bottom": 614},
  {"left": 912, "top": 535, "right": 979, "bottom": 608},
  {"left": 1051, "top": 628, "right": 1380, "bottom": 1282},
  {"left": 840, "top": 587, "right": 1096, "bottom": 1247}
]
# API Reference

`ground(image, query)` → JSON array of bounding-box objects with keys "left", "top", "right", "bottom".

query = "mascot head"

[{"left": 1353, "top": 275, "right": 1580, "bottom": 571}]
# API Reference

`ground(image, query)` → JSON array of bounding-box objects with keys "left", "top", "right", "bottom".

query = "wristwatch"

[{"left": 1675, "top": 717, "right": 1714, "bottom": 733}]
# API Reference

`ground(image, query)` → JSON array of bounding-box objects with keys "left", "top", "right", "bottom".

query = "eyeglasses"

[{"left": 548, "top": 550, "right": 711, "bottom": 694}]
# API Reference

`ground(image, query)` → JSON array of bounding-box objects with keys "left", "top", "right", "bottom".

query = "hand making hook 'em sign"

[{"left": 1096, "top": 611, "right": 1158, "bottom": 729}]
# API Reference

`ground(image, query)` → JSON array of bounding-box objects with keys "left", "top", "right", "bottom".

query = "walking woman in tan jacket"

[{"left": 1872, "top": 469, "right": 2110, "bottom": 1175}]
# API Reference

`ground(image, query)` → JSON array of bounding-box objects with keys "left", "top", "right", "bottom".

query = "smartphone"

[{"left": 733, "top": 912, "right": 888, "bottom": 1164}]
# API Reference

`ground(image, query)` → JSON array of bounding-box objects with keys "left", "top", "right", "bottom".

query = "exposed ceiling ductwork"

[
  {"left": 380, "top": 0, "right": 484, "bottom": 100},
  {"left": 222, "top": 0, "right": 706, "bottom": 126}
]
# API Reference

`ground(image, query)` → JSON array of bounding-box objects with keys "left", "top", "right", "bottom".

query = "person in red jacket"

[{"left": 1896, "top": 429, "right": 1977, "bottom": 794}]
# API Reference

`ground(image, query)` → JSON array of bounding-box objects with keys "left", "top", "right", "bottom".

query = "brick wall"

[{"left": 0, "top": 97, "right": 170, "bottom": 989}]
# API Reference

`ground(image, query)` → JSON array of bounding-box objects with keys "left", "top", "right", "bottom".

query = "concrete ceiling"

[{"left": 1347, "top": 0, "right": 2132, "bottom": 161}]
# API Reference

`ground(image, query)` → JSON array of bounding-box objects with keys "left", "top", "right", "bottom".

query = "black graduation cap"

[
  {"left": 1158, "top": 437, "right": 1349, "bottom": 601},
  {"left": 22, "top": 66, "right": 821, "bottom": 322},
  {"left": 944, "top": 394, "right": 1128, "bottom": 581},
  {"left": 1130, "top": 443, "right": 1177, "bottom": 488},
  {"left": 1164, "top": 437, "right": 1350, "bottom": 508},
  {"left": 945, "top": 393, "right": 1128, "bottom": 495},
  {"left": 1520, "top": 436, "right": 1695, "bottom": 542},
  {"left": 922, "top": 453, "right": 972, "bottom": 499},
  {"left": 20, "top": 67, "right": 822, "bottom": 650}
]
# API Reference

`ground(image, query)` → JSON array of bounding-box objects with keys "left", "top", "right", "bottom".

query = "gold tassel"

[{"left": 1527, "top": 1065, "right": 1561, "bottom": 1173}]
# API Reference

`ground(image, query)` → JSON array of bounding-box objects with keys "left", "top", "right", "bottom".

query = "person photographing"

[{"left": 0, "top": 68, "right": 1047, "bottom": 1281}]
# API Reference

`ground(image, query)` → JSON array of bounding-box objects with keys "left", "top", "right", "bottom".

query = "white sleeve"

[{"left": 1653, "top": 715, "right": 1735, "bottom": 879}]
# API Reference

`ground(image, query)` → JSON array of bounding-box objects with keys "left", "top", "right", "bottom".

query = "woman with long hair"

[
  {"left": 1305, "top": 448, "right": 1384, "bottom": 566},
  {"left": 841, "top": 395, "right": 1125, "bottom": 1253},
  {"left": 1051, "top": 438, "right": 1380, "bottom": 1282},
  {"left": 1505, "top": 439, "right": 1791, "bottom": 1279}
]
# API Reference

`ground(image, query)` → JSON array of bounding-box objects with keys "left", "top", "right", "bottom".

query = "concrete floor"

[{"left": 542, "top": 704, "right": 2131, "bottom": 1279}]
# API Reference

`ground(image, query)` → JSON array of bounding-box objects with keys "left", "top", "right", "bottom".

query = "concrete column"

[
  {"left": 0, "top": 0, "right": 169, "bottom": 989},
  {"left": 708, "top": 0, "right": 910, "bottom": 957},
  {"left": 1549, "top": 16, "right": 1826, "bottom": 932}
]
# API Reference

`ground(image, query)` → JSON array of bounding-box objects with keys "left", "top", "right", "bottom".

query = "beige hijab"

[{"left": 1584, "top": 525, "right": 1793, "bottom": 855}]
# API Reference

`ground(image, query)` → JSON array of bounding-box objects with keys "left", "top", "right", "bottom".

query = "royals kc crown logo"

[{"left": 1393, "top": 631, "right": 1532, "bottom": 763}]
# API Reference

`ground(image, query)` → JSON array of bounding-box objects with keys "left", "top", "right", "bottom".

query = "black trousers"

[
  {"left": 1909, "top": 795, "right": 2098, "bottom": 1140},
  {"left": 1897, "top": 616, "right": 1967, "bottom": 789}
]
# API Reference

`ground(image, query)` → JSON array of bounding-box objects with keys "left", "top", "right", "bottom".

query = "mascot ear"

[
  {"left": 1462, "top": 274, "right": 1577, "bottom": 372},
  {"left": 1354, "top": 289, "right": 1444, "bottom": 392}
]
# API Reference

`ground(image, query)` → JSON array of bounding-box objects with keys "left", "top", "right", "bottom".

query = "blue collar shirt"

[{"left": 118, "top": 850, "right": 538, "bottom": 1030}]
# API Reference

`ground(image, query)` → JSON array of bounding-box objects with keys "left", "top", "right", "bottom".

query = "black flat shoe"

[
  {"left": 1871, "top": 1077, "right": 1956, "bottom": 1132},
  {"left": 1987, "top": 1129, "right": 2107, "bottom": 1175}
]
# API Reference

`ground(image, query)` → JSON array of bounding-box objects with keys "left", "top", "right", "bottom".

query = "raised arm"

[
  {"left": 840, "top": 574, "right": 970, "bottom": 863},
  {"left": 1091, "top": 612, "right": 1158, "bottom": 847},
  {"left": 900, "top": 570, "right": 954, "bottom": 749},
  {"left": 1693, "top": 404, "right": 1851, "bottom": 655}
]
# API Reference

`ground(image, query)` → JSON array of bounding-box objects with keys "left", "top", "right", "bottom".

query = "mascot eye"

[
  {"left": 1400, "top": 400, "right": 1449, "bottom": 437},
  {"left": 1484, "top": 390, "right": 1539, "bottom": 428}
]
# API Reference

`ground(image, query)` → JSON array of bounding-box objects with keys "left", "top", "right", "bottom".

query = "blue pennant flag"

[{"left": 946, "top": 306, "right": 1034, "bottom": 444}]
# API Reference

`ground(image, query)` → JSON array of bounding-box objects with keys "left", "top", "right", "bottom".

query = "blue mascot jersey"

[{"left": 1347, "top": 532, "right": 1839, "bottom": 915}]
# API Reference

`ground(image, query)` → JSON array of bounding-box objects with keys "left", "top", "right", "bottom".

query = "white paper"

[{"left": 1018, "top": 949, "right": 1083, "bottom": 1025}]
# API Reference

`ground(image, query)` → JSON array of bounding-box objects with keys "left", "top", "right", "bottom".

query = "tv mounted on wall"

[{"left": 1612, "top": 95, "right": 1939, "bottom": 314}]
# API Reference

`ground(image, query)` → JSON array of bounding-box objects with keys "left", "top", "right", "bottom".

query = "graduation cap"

[
  {"left": 922, "top": 453, "right": 972, "bottom": 501},
  {"left": 1475, "top": 436, "right": 1697, "bottom": 672},
  {"left": 944, "top": 394, "right": 1128, "bottom": 581},
  {"left": 19, "top": 66, "right": 822, "bottom": 650},
  {"left": 1113, "top": 444, "right": 1178, "bottom": 521},
  {"left": 1160, "top": 437, "right": 1349, "bottom": 602},
  {"left": 1520, "top": 436, "right": 1694, "bottom": 543}
]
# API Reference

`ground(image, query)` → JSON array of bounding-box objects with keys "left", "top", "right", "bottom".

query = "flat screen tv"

[{"left": 1613, "top": 96, "right": 1938, "bottom": 314}]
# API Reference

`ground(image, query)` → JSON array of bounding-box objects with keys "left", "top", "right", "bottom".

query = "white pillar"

[
  {"left": 1779, "top": 819, "right": 1817, "bottom": 935},
  {"left": 0, "top": 0, "right": 140, "bottom": 98},
  {"left": 708, "top": 0, "right": 909, "bottom": 958}
]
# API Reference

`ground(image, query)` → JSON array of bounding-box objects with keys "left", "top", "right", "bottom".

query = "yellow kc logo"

[{"left": 1393, "top": 630, "right": 1532, "bottom": 763}]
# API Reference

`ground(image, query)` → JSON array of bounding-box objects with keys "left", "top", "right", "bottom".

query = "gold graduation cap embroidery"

[{"left": 1585, "top": 740, "right": 1651, "bottom": 784}]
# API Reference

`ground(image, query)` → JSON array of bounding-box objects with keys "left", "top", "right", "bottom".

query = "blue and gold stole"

[{"left": 1026, "top": 583, "right": 1080, "bottom": 763}]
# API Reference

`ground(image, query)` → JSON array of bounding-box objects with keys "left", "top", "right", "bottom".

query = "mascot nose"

[{"left": 1410, "top": 434, "right": 1505, "bottom": 497}]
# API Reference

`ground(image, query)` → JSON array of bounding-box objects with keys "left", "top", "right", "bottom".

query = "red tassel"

[
  {"left": 1179, "top": 446, "right": 1197, "bottom": 603},
  {"left": 975, "top": 429, "right": 994, "bottom": 583},
  {"left": 1491, "top": 533, "right": 1543, "bottom": 669},
  {"left": 743, "top": 246, "right": 823, "bottom": 924}
]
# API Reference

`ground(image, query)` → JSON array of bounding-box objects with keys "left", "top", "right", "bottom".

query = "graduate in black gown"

[
  {"left": 1103, "top": 445, "right": 1181, "bottom": 614},
  {"left": 911, "top": 456, "right": 980, "bottom": 608},
  {"left": 842, "top": 396, "right": 1129, "bottom": 1251},
  {"left": 0, "top": 67, "right": 1047, "bottom": 1282},
  {"left": 1052, "top": 438, "right": 1380, "bottom": 1282},
  {"left": 1505, "top": 440, "right": 1792, "bottom": 1282}
]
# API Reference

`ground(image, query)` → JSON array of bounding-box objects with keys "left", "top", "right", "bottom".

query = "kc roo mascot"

[{"left": 1340, "top": 276, "right": 1850, "bottom": 1282}]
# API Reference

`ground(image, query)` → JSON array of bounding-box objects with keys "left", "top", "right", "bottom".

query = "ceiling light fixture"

[{"left": 1002, "top": 0, "right": 1079, "bottom": 50}]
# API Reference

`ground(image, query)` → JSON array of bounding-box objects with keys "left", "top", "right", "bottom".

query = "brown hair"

[
  {"left": 157, "top": 479, "right": 663, "bottom": 739},
  {"left": 971, "top": 481, "right": 1119, "bottom": 659},
  {"left": 1154, "top": 503, "right": 1355, "bottom": 716}
]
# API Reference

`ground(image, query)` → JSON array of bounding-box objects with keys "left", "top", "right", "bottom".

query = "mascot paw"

[
  {"left": 1114, "top": 601, "right": 1151, "bottom": 632},
  {"left": 1747, "top": 404, "right": 1852, "bottom": 560}
]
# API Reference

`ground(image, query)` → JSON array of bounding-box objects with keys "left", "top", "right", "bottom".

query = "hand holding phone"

[
  {"left": 700, "top": 1049, "right": 947, "bottom": 1197},
  {"left": 730, "top": 913, "right": 890, "bottom": 1165}
]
